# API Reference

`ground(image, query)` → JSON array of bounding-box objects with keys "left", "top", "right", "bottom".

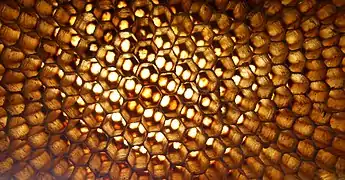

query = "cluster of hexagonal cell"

[{"left": 0, "top": 0, "right": 345, "bottom": 179}]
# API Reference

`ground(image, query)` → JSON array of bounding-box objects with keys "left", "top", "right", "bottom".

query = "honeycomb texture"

[{"left": 0, "top": 0, "right": 345, "bottom": 179}]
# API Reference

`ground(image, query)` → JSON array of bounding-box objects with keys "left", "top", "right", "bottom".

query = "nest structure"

[{"left": 0, "top": 0, "right": 345, "bottom": 179}]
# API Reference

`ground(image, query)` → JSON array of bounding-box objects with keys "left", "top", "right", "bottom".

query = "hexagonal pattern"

[{"left": 0, "top": 0, "right": 345, "bottom": 179}]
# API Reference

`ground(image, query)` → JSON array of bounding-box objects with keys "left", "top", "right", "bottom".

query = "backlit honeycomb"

[{"left": 0, "top": 0, "right": 345, "bottom": 179}]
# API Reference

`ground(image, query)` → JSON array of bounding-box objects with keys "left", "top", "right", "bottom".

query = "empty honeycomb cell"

[
  {"left": 269, "top": 42, "right": 288, "bottom": 64},
  {"left": 177, "top": 82, "right": 199, "bottom": 104},
  {"left": 281, "top": 153, "right": 301, "bottom": 174},
  {"left": 163, "top": 118, "right": 185, "bottom": 141},
  {"left": 219, "top": 79, "right": 238, "bottom": 102},
  {"left": 331, "top": 135, "right": 345, "bottom": 155},
  {"left": 222, "top": 147, "right": 243, "bottom": 169},
  {"left": 330, "top": 112, "right": 345, "bottom": 133},
  {"left": 204, "top": 160, "right": 227, "bottom": 179},
  {"left": 336, "top": 157, "right": 345, "bottom": 178},
  {"left": 263, "top": 166, "right": 284, "bottom": 180},
  {"left": 49, "top": 135, "right": 70, "bottom": 157},
  {"left": 148, "top": 155, "right": 170, "bottom": 178},
  {"left": 213, "top": 33, "right": 234, "bottom": 57},
  {"left": 198, "top": 93, "right": 220, "bottom": 114},
  {"left": 328, "top": 89, "right": 345, "bottom": 111},
  {"left": 259, "top": 145, "right": 282, "bottom": 166},
  {"left": 221, "top": 103, "right": 241, "bottom": 125},
  {"left": 183, "top": 127, "right": 206, "bottom": 151},
  {"left": 45, "top": 110, "right": 67, "bottom": 134},
  {"left": 185, "top": 151, "right": 209, "bottom": 174},
  {"left": 256, "top": 76, "right": 274, "bottom": 99},
  {"left": 297, "top": 139, "right": 317, "bottom": 160},
  {"left": 124, "top": 122, "right": 147, "bottom": 145},
  {"left": 237, "top": 112, "right": 260, "bottom": 135},
  {"left": 13, "top": 163, "right": 35, "bottom": 180},
  {"left": 50, "top": 158, "right": 73, "bottom": 178},
  {"left": 158, "top": 72, "right": 180, "bottom": 94},
  {"left": 313, "top": 126, "right": 335, "bottom": 148},
  {"left": 141, "top": 108, "right": 165, "bottom": 132},
  {"left": 258, "top": 122, "right": 279, "bottom": 145},
  {"left": 89, "top": 153, "right": 108, "bottom": 176},
  {"left": 0, "top": 157, "right": 13, "bottom": 175},
  {"left": 127, "top": 145, "right": 150, "bottom": 170},
  {"left": 0, "top": 24, "right": 21, "bottom": 46},
  {"left": 10, "top": 140, "right": 32, "bottom": 161},
  {"left": 144, "top": 132, "right": 168, "bottom": 155},
  {"left": 201, "top": 115, "right": 222, "bottom": 137},
  {"left": 160, "top": 94, "right": 183, "bottom": 117},
  {"left": 242, "top": 157, "right": 265, "bottom": 178},
  {"left": 293, "top": 116, "right": 315, "bottom": 139}
]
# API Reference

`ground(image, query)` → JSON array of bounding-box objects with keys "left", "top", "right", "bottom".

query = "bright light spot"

[
  {"left": 154, "top": 112, "right": 163, "bottom": 122},
  {"left": 215, "top": 48, "right": 222, "bottom": 56},
  {"left": 138, "top": 49, "right": 148, "bottom": 60},
  {"left": 91, "top": 63, "right": 101, "bottom": 75},
  {"left": 102, "top": 12, "right": 111, "bottom": 21},
  {"left": 108, "top": 71, "right": 118, "bottom": 82},
  {"left": 201, "top": 97, "right": 211, "bottom": 107},
  {"left": 215, "top": 68, "right": 223, "bottom": 77},
  {"left": 71, "top": 35, "right": 80, "bottom": 47},
  {"left": 144, "top": 109, "right": 153, "bottom": 118},
  {"left": 135, "top": 9, "right": 145, "bottom": 17},
  {"left": 125, "top": 79, "right": 135, "bottom": 90},
  {"left": 110, "top": 91, "right": 120, "bottom": 102},
  {"left": 123, "top": 59, "right": 133, "bottom": 71},
  {"left": 85, "top": 4, "right": 93, "bottom": 11},
  {"left": 196, "top": 40, "right": 205, "bottom": 46},
  {"left": 232, "top": 75, "right": 241, "bottom": 85},
  {"left": 155, "top": 132, "right": 165, "bottom": 142},
  {"left": 76, "top": 76, "right": 83, "bottom": 86},
  {"left": 182, "top": 70, "right": 191, "bottom": 80},
  {"left": 141, "top": 88, "right": 152, "bottom": 99},
  {"left": 119, "top": 20, "right": 129, "bottom": 30},
  {"left": 156, "top": 57, "right": 166, "bottom": 68},
  {"left": 171, "top": 119, "right": 180, "bottom": 130},
  {"left": 232, "top": 56, "right": 239, "bottom": 65},
  {"left": 86, "top": 23, "right": 96, "bottom": 35},
  {"left": 93, "top": 84, "right": 103, "bottom": 94},
  {"left": 235, "top": 95, "right": 242, "bottom": 104},
  {"left": 206, "top": 138, "right": 214, "bottom": 145},
  {"left": 175, "top": 65, "right": 183, "bottom": 76},
  {"left": 121, "top": 39, "right": 131, "bottom": 52},
  {"left": 198, "top": 77, "right": 209, "bottom": 88},
  {"left": 161, "top": 96, "right": 170, "bottom": 107},
  {"left": 188, "top": 128, "right": 197, "bottom": 138},
  {"left": 186, "top": 108, "right": 195, "bottom": 119},
  {"left": 184, "top": 88, "right": 193, "bottom": 99},
  {"left": 155, "top": 37, "right": 163, "bottom": 48},
  {"left": 198, "top": 58, "right": 206, "bottom": 68},
  {"left": 95, "top": 104, "right": 103, "bottom": 113},
  {"left": 69, "top": 16, "right": 76, "bottom": 26},
  {"left": 237, "top": 115, "right": 244, "bottom": 124},
  {"left": 221, "top": 125, "right": 229, "bottom": 135},
  {"left": 167, "top": 81, "right": 176, "bottom": 92},
  {"left": 163, "top": 42, "right": 171, "bottom": 49},
  {"left": 165, "top": 62, "right": 173, "bottom": 71},
  {"left": 140, "top": 68, "right": 150, "bottom": 79},
  {"left": 139, "top": 146, "right": 147, "bottom": 154},
  {"left": 203, "top": 117, "right": 212, "bottom": 126},
  {"left": 173, "top": 142, "right": 181, "bottom": 149}
]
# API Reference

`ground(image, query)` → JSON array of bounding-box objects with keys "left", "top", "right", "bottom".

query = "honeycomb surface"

[{"left": 0, "top": 0, "right": 345, "bottom": 179}]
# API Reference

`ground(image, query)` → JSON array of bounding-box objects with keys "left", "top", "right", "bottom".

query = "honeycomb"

[{"left": 0, "top": 0, "right": 345, "bottom": 179}]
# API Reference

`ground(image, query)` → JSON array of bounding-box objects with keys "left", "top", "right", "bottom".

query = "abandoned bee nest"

[{"left": 0, "top": 0, "right": 345, "bottom": 179}]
